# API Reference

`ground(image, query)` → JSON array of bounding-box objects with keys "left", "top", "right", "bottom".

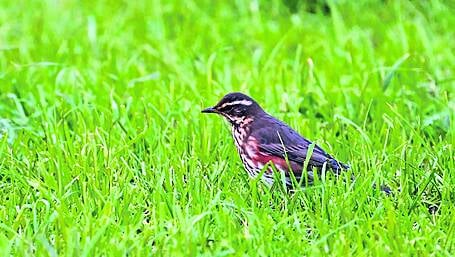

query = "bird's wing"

[
  {"left": 253, "top": 117, "right": 345, "bottom": 171},
  {"left": 258, "top": 141, "right": 329, "bottom": 167}
]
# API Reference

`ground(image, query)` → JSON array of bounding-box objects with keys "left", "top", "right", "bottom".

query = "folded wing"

[{"left": 253, "top": 117, "right": 349, "bottom": 173}]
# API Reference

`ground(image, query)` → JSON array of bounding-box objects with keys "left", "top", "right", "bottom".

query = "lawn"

[{"left": 0, "top": 0, "right": 454, "bottom": 256}]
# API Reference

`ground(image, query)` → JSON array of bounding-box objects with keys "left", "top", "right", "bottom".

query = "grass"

[{"left": 0, "top": 0, "right": 454, "bottom": 256}]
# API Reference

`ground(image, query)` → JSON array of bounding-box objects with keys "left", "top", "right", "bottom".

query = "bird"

[{"left": 201, "top": 92, "right": 350, "bottom": 189}]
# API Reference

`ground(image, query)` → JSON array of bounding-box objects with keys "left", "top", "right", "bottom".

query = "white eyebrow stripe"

[{"left": 220, "top": 100, "right": 253, "bottom": 108}]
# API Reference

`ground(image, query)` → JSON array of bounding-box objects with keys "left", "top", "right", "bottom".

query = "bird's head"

[{"left": 202, "top": 92, "right": 263, "bottom": 125}]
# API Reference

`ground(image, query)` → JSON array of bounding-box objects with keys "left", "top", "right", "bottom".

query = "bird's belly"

[
  {"left": 236, "top": 142, "right": 261, "bottom": 178},
  {"left": 232, "top": 131, "right": 262, "bottom": 179}
]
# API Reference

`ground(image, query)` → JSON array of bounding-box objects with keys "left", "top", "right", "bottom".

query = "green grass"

[{"left": 0, "top": 0, "right": 454, "bottom": 256}]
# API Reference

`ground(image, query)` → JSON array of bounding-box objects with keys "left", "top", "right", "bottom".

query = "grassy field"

[{"left": 0, "top": 0, "right": 454, "bottom": 256}]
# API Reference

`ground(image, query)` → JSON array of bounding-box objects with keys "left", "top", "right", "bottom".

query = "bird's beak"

[{"left": 201, "top": 107, "right": 218, "bottom": 113}]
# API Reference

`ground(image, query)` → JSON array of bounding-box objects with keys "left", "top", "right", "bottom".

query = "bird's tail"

[{"left": 328, "top": 159, "right": 350, "bottom": 173}]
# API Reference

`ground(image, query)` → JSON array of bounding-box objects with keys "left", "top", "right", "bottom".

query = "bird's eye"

[
  {"left": 223, "top": 105, "right": 234, "bottom": 112},
  {"left": 233, "top": 108, "right": 242, "bottom": 114}
]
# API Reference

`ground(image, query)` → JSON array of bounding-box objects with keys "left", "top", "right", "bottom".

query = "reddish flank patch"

[{"left": 252, "top": 153, "right": 301, "bottom": 174}]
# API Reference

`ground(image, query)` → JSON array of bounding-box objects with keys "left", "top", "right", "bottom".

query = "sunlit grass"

[{"left": 0, "top": 0, "right": 454, "bottom": 256}]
